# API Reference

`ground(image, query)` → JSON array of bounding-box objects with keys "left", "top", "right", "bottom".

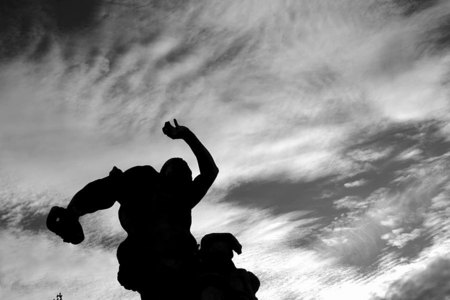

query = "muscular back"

[{"left": 117, "top": 165, "right": 195, "bottom": 238}]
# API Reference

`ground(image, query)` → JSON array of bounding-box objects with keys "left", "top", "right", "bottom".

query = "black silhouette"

[
  {"left": 47, "top": 120, "right": 259, "bottom": 300},
  {"left": 52, "top": 292, "right": 62, "bottom": 300},
  {"left": 198, "top": 233, "right": 260, "bottom": 300}
]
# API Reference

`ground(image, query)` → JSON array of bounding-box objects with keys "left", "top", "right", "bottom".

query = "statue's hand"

[
  {"left": 162, "top": 119, "right": 190, "bottom": 140},
  {"left": 47, "top": 206, "right": 84, "bottom": 244}
]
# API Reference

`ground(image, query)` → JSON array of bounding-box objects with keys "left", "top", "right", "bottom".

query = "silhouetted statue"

[
  {"left": 47, "top": 120, "right": 219, "bottom": 300},
  {"left": 52, "top": 292, "right": 62, "bottom": 300},
  {"left": 198, "top": 233, "right": 260, "bottom": 300}
]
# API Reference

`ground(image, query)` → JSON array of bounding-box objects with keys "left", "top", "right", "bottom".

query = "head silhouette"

[
  {"left": 200, "top": 233, "right": 242, "bottom": 261},
  {"left": 161, "top": 157, "right": 192, "bottom": 186}
]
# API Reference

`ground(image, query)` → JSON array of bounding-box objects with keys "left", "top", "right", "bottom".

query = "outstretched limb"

[
  {"left": 163, "top": 119, "right": 219, "bottom": 207},
  {"left": 67, "top": 166, "right": 123, "bottom": 217},
  {"left": 47, "top": 167, "right": 123, "bottom": 244}
]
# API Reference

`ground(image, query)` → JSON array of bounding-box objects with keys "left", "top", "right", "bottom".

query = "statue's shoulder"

[{"left": 123, "top": 165, "right": 159, "bottom": 178}]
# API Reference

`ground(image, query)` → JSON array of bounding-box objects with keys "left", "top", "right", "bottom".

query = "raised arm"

[{"left": 163, "top": 119, "right": 219, "bottom": 204}]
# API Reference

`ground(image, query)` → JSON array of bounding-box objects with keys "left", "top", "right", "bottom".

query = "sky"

[{"left": 0, "top": 0, "right": 450, "bottom": 299}]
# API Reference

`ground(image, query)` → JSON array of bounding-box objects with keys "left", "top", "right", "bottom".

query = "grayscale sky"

[{"left": 1, "top": 0, "right": 450, "bottom": 299}]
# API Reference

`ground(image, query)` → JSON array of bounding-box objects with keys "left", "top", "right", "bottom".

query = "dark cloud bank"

[
  {"left": 0, "top": 0, "right": 102, "bottom": 60},
  {"left": 0, "top": 0, "right": 189, "bottom": 63},
  {"left": 374, "top": 257, "right": 450, "bottom": 300}
]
